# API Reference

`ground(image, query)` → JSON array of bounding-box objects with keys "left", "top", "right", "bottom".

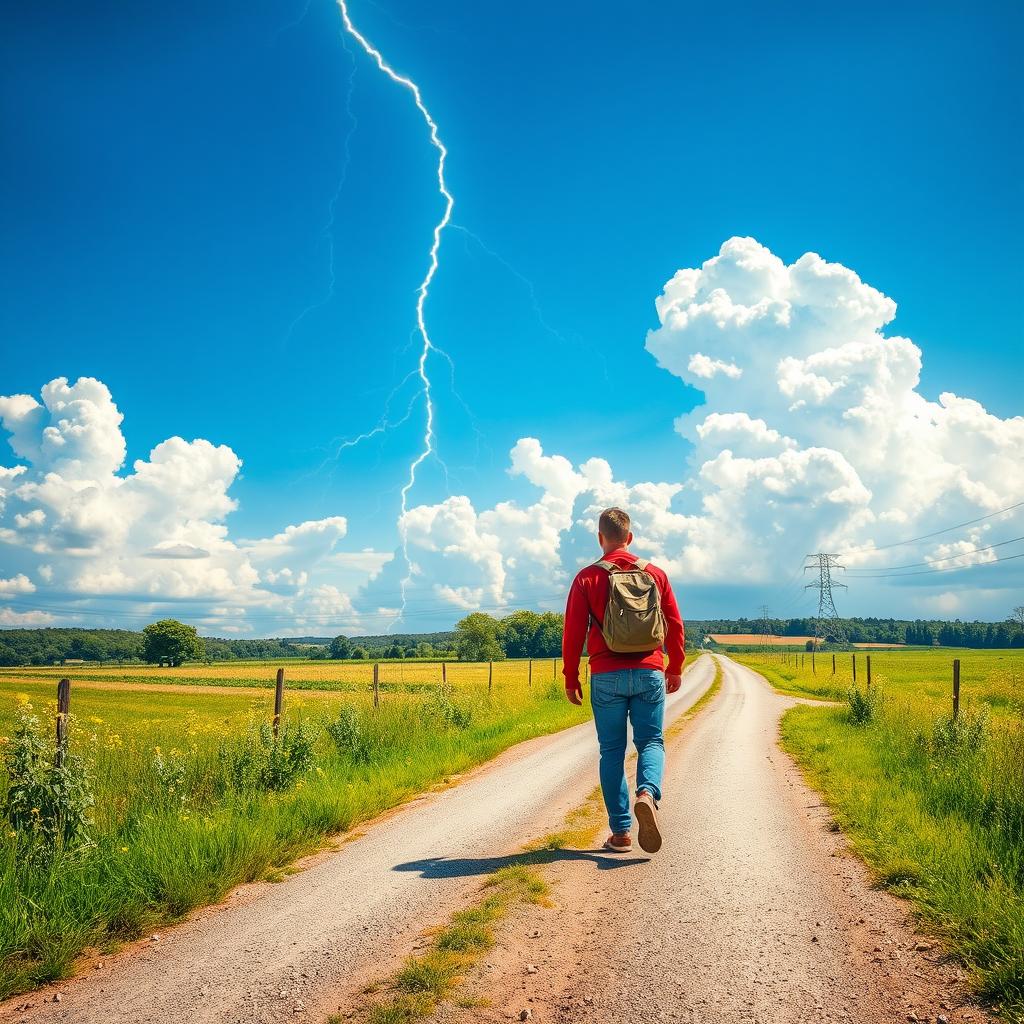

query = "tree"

[
  {"left": 329, "top": 634, "right": 352, "bottom": 659},
  {"left": 501, "top": 610, "right": 542, "bottom": 658},
  {"left": 454, "top": 613, "right": 505, "bottom": 662},
  {"left": 1011, "top": 606, "right": 1024, "bottom": 628},
  {"left": 350, "top": 646, "right": 369, "bottom": 660},
  {"left": 142, "top": 619, "right": 204, "bottom": 667}
]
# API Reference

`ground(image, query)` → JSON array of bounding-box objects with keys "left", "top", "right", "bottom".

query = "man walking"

[{"left": 563, "top": 507, "right": 685, "bottom": 853}]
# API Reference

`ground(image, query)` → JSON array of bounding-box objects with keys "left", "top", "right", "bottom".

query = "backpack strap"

[{"left": 594, "top": 557, "right": 653, "bottom": 577}]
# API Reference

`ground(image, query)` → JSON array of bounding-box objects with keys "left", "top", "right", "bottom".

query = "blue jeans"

[{"left": 590, "top": 668, "right": 666, "bottom": 834}]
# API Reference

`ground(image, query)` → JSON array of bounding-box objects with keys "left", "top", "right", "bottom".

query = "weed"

[
  {"left": 218, "top": 720, "right": 315, "bottom": 793},
  {"left": 326, "top": 706, "right": 371, "bottom": 763},
  {"left": 847, "top": 685, "right": 881, "bottom": 726},
  {"left": 2, "top": 704, "right": 93, "bottom": 860}
]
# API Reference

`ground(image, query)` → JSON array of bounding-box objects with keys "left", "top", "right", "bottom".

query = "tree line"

[
  {"left": 0, "top": 626, "right": 317, "bottom": 667},
  {"left": 689, "top": 613, "right": 1024, "bottom": 649},
  {"left": 324, "top": 611, "right": 563, "bottom": 663},
  {"left": 2, "top": 609, "right": 1022, "bottom": 668}
]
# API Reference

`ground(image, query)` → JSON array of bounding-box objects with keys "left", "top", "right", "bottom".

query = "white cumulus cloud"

[
  {"left": 0, "top": 377, "right": 386, "bottom": 634},
  {"left": 383, "top": 237, "right": 1023, "bottom": 621}
]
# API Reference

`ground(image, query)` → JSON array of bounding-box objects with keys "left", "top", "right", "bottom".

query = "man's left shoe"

[
  {"left": 634, "top": 790, "right": 662, "bottom": 853},
  {"left": 602, "top": 832, "right": 633, "bottom": 852}
]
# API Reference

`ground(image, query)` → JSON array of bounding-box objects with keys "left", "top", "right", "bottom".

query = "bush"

[
  {"left": 2, "top": 703, "right": 93, "bottom": 860},
  {"left": 930, "top": 708, "right": 989, "bottom": 759},
  {"left": 428, "top": 688, "right": 474, "bottom": 730},
  {"left": 847, "top": 685, "right": 881, "bottom": 726},
  {"left": 326, "top": 706, "right": 371, "bottom": 763},
  {"left": 219, "top": 720, "right": 316, "bottom": 793}
]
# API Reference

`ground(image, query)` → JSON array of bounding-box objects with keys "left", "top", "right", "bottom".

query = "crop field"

[
  {"left": 0, "top": 656, "right": 571, "bottom": 694},
  {"left": 735, "top": 647, "right": 1024, "bottom": 1015},
  {"left": 0, "top": 657, "right": 594, "bottom": 999}
]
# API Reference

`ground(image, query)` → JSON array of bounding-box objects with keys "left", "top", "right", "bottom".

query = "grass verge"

[
  {"left": 780, "top": 700, "right": 1023, "bottom": 1021},
  {"left": 0, "top": 683, "right": 589, "bottom": 1001}
]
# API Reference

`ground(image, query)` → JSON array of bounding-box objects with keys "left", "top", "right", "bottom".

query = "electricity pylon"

[
  {"left": 804, "top": 553, "right": 850, "bottom": 650},
  {"left": 758, "top": 604, "right": 772, "bottom": 655}
]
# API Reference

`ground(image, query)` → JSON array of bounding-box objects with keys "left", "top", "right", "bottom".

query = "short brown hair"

[{"left": 598, "top": 507, "right": 631, "bottom": 543}]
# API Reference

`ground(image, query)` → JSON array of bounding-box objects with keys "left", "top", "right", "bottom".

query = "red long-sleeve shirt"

[{"left": 562, "top": 547, "right": 685, "bottom": 684}]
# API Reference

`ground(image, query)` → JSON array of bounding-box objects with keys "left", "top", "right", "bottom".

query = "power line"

[
  {"left": 844, "top": 534, "right": 1024, "bottom": 573},
  {"left": 845, "top": 550, "right": 1024, "bottom": 580},
  {"left": 838, "top": 500, "right": 1024, "bottom": 556}
]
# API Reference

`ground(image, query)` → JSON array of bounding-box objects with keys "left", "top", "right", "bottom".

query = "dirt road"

[
  {"left": 2, "top": 658, "right": 717, "bottom": 1024},
  {"left": 445, "top": 655, "right": 986, "bottom": 1024}
]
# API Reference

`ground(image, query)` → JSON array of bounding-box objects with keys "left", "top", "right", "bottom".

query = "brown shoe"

[
  {"left": 634, "top": 790, "right": 662, "bottom": 853},
  {"left": 602, "top": 832, "right": 633, "bottom": 852}
]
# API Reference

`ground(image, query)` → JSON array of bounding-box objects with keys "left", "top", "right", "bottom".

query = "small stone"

[
  {"left": 528, "top": 930, "right": 541, "bottom": 938},
  {"left": 906, "top": 1014, "right": 919, "bottom": 1022},
  {"left": 526, "top": 964, "right": 538, "bottom": 974},
  {"left": 811, "top": 935, "right": 819, "bottom": 943},
  {"left": 519, "top": 1011, "right": 533, "bottom": 1022},
  {"left": 937, "top": 1016, "right": 949, "bottom": 1024},
  {"left": 914, "top": 941, "right": 933, "bottom": 951},
  {"left": 583, "top": 996, "right": 593, "bottom": 1005},
  {"left": 149, "top": 934, "right": 161, "bottom": 942},
  {"left": 53, "top": 994, "right": 62, "bottom": 1004}
]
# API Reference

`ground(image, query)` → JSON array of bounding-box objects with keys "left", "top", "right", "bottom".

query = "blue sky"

[{"left": 1, "top": 0, "right": 1022, "bottom": 634}]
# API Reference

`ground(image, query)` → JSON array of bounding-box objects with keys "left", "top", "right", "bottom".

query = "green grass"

[
  {"left": 734, "top": 647, "right": 1024, "bottom": 715},
  {"left": 741, "top": 648, "right": 1024, "bottom": 1020},
  {"left": 0, "top": 672, "right": 589, "bottom": 1000}
]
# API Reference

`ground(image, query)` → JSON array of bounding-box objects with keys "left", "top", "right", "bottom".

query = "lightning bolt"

[{"left": 337, "top": 0, "right": 454, "bottom": 627}]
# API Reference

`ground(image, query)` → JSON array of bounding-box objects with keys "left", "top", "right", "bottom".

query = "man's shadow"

[{"left": 393, "top": 846, "right": 649, "bottom": 879}]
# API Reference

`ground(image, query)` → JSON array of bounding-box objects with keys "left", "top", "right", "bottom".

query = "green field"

[
  {"left": 735, "top": 647, "right": 1024, "bottom": 1020},
  {"left": 0, "top": 658, "right": 594, "bottom": 1000},
  {"left": 732, "top": 646, "right": 1023, "bottom": 714}
]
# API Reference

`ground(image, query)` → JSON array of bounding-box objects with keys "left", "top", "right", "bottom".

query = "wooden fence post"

[
  {"left": 273, "top": 667, "right": 285, "bottom": 737},
  {"left": 373, "top": 662, "right": 380, "bottom": 708},
  {"left": 866, "top": 655, "right": 872, "bottom": 691},
  {"left": 442, "top": 661, "right": 447, "bottom": 685},
  {"left": 852, "top": 654, "right": 857, "bottom": 684},
  {"left": 952, "top": 658, "right": 961, "bottom": 720},
  {"left": 528, "top": 659, "right": 533, "bottom": 688},
  {"left": 488, "top": 660, "right": 493, "bottom": 695},
  {"left": 832, "top": 653, "right": 836, "bottom": 675},
  {"left": 811, "top": 650, "right": 816, "bottom": 675},
  {"left": 55, "top": 677, "right": 71, "bottom": 769}
]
